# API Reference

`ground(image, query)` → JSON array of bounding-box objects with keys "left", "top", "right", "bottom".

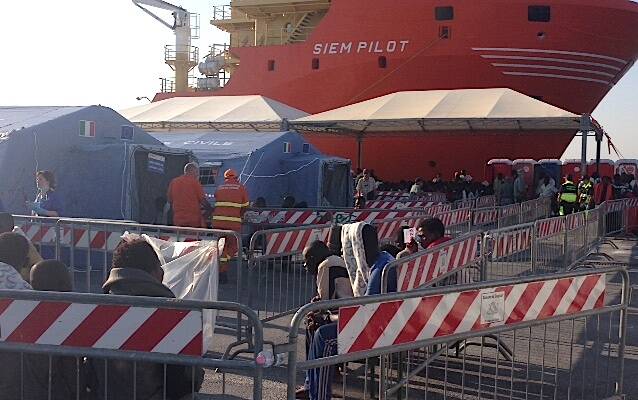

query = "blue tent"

[
  {"left": 151, "top": 131, "right": 352, "bottom": 207},
  {"left": 0, "top": 106, "right": 192, "bottom": 222}
]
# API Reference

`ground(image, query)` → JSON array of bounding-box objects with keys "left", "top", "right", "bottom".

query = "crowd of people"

[
  {"left": 0, "top": 212, "right": 203, "bottom": 400},
  {"left": 296, "top": 217, "right": 451, "bottom": 400},
  {"left": 354, "top": 168, "right": 493, "bottom": 207}
]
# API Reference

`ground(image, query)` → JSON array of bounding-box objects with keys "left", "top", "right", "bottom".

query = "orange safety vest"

[{"left": 212, "top": 179, "right": 249, "bottom": 232}]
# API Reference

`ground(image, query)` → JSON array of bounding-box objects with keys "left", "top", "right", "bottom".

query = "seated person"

[
  {"left": 396, "top": 218, "right": 451, "bottom": 259},
  {"left": 87, "top": 239, "right": 203, "bottom": 400},
  {"left": 0, "top": 212, "right": 43, "bottom": 281},
  {"left": 298, "top": 224, "right": 394, "bottom": 400},
  {"left": 24, "top": 260, "right": 80, "bottom": 400},
  {"left": 0, "top": 233, "right": 31, "bottom": 400}
]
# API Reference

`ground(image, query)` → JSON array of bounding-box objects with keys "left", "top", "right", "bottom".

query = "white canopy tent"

[
  {"left": 121, "top": 95, "right": 308, "bottom": 131},
  {"left": 291, "top": 88, "right": 581, "bottom": 132}
]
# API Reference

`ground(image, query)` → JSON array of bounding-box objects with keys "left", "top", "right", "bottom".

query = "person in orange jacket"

[{"left": 212, "top": 169, "right": 249, "bottom": 283}]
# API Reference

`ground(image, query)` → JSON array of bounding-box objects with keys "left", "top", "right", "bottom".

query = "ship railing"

[
  {"left": 164, "top": 44, "right": 200, "bottom": 65},
  {"left": 212, "top": 4, "right": 232, "bottom": 20},
  {"left": 159, "top": 76, "right": 199, "bottom": 93}
]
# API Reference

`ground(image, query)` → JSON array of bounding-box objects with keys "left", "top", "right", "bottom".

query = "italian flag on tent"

[{"left": 79, "top": 120, "right": 96, "bottom": 137}]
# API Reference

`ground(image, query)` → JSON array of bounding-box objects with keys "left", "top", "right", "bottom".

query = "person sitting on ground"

[
  {"left": 0, "top": 232, "right": 32, "bottom": 400},
  {"left": 253, "top": 197, "right": 267, "bottom": 208},
  {"left": 87, "top": 238, "right": 203, "bottom": 400},
  {"left": 0, "top": 213, "right": 43, "bottom": 281},
  {"left": 282, "top": 195, "right": 296, "bottom": 208},
  {"left": 410, "top": 178, "right": 424, "bottom": 197},
  {"left": 24, "top": 260, "right": 81, "bottom": 400}
]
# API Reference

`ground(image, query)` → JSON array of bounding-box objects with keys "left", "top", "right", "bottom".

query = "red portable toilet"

[
  {"left": 587, "top": 159, "right": 615, "bottom": 178},
  {"left": 486, "top": 159, "right": 512, "bottom": 183},
  {"left": 616, "top": 159, "right": 638, "bottom": 178},
  {"left": 562, "top": 159, "right": 584, "bottom": 182},
  {"left": 512, "top": 159, "right": 537, "bottom": 197}
]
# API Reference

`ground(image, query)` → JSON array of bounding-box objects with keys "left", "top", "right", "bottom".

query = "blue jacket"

[{"left": 365, "top": 251, "right": 397, "bottom": 295}]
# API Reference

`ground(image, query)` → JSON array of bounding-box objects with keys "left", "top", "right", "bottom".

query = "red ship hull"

[{"left": 154, "top": 0, "right": 638, "bottom": 181}]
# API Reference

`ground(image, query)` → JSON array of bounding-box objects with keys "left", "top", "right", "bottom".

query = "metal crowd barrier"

[
  {"left": 436, "top": 207, "right": 472, "bottom": 238},
  {"left": 0, "top": 289, "right": 266, "bottom": 399},
  {"left": 247, "top": 224, "right": 332, "bottom": 324},
  {"left": 381, "top": 232, "right": 483, "bottom": 294},
  {"left": 14, "top": 216, "right": 242, "bottom": 299},
  {"left": 483, "top": 222, "right": 535, "bottom": 281},
  {"left": 285, "top": 266, "right": 629, "bottom": 400}
]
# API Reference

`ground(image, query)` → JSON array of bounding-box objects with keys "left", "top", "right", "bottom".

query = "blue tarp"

[
  {"left": 152, "top": 131, "right": 352, "bottom": 207},
  {"left": 0, "top": 106, "right": 191, "bottom": 221}
]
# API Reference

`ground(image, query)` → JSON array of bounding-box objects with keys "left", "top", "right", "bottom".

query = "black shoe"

[{"left": 219, "top": 272, "right": 228, "bottom": 284}]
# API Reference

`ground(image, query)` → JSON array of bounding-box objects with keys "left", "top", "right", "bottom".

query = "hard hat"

[{"left": 224, "top": 169, "right": 238, "bottom": 179}]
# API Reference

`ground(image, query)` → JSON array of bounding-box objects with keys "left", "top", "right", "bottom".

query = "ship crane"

[{"left": 132, "top": 0, "right": 199, "bottom": 93}]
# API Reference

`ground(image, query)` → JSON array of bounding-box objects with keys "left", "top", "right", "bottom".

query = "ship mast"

[{"left": 132, "top": 0, "right": 199, "bottom": 92}]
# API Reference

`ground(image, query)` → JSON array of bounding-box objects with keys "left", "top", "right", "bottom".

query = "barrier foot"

[{"left": 453, "top": 335, "right": 513, "bottom": 362}]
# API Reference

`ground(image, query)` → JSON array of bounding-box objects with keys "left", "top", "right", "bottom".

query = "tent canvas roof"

[
  {"left": 0, "top": 106, "right": 86, "bottom": 134},
  {"left": 120, "top": 95, "right": 308, "bottom": 130},
  {"left": 291, "top": 88, "right": 581, "bottom": 132},
  {"left": 150, "top": 131, "right": 289, "bottom": 160}
]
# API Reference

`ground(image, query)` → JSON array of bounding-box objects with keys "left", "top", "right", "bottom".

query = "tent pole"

[
  {"left": 580, "top": 114, "right": 591, "bottom": 178},
  {"left": 357, "top": 133, "right": 363, "bottom": 170}
]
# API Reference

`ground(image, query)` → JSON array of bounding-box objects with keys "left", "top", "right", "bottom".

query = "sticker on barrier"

[
  {"left": 499, "top": 204, "right": 521, "bottom": 218},
  {"left": 0, "top": 299, "right": 204, "bottom": 356},
  {"left": 395, "top": 234, "right": 481, "bottom": 292},
  {"left": 337, "top": 273, "right": 606, "bottom": 354},
  {"left": 374, "top": 216, "right": 425, "bottom": 243},
  {"left": 244, "top": 210, "right": 324, "bottom": 225}
]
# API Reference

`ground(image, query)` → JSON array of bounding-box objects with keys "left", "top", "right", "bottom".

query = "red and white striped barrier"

[
  {"left": 493, "top": 226, "right": 533, "bottom": 259},
  {"left": 455, "top": 199, "right": 476, "bottom": 209},
  {"left": 606, "top": 201, "right": 625, "bottom": 213},
  {"left": 396, "top": 234, "right": 481, "bottom": 292},
  {"left": 374, "top": 216, "right": 426, "bottom": 242},
  {"left": 0, "top": 299, "right": 204, "bottom": 356},
  {"left": 366, "top": 201, "right": 435, "bottom": 210},
  {"left": 18, "top": 224, "right": 205, "bottom": 252},
  {"left": 425, "top": 203, "right": 452, "bottom": 215},
  {"left": 566, "top": 212, "right": 586, "bottom": 231},
  {"left": 476, "top": 195, "right": 497, "bottom": 208},
  {"left": 473, "top": 208, "right": 498, "bottom": 226},
  {"left": 624, "top": 198, "right": 638, "bottom": 208},
  {"left": 262, "top": 226, "right": 331, "bottom": 256},
  {"left": 338, "top": 273, "right": 605, "bottom": 354},
  {"left": 244, "top": 210, "right": 324, "bottom": 225},
  {"left": 435, "top": 208, "right": 471, "bottom": 227},
  {"left": 536, "top": 217, "right": 566, "bottom": 239},
  {"left": 499, "top": 204, "right": 521, "bottom": 218}
]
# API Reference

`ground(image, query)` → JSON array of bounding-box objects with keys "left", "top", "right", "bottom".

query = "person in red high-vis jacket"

[
  {"left": 212, "top": 169, "right": 249, "bottom": 283},
  {"left": 594, "top": 176, "right": 615, "bottom": 205}
]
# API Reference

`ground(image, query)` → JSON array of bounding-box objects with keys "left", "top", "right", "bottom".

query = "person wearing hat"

[{"left": 212, "top": 169, "right": 249, "bottom": 283}]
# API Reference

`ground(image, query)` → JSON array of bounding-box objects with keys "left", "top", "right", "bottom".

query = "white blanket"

[
  {"left": 340, "top": 222, "right": 370, "bottom": 297},
  {"left": 123, "top": 233, "right": 223, "bottom": 352}
]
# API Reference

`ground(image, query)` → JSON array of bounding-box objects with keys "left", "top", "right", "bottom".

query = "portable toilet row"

[{"left": 616, "top": 159, "right": 638, "bottom": 177}]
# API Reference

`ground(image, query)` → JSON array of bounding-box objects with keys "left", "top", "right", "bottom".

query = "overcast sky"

[{"left": 1, "top": 0, "right": 636, "bottom": 161}]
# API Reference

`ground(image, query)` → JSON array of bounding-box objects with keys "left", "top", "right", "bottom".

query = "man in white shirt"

[{"left": 356, "top": 169, "right": 376, "bottom": 201}]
